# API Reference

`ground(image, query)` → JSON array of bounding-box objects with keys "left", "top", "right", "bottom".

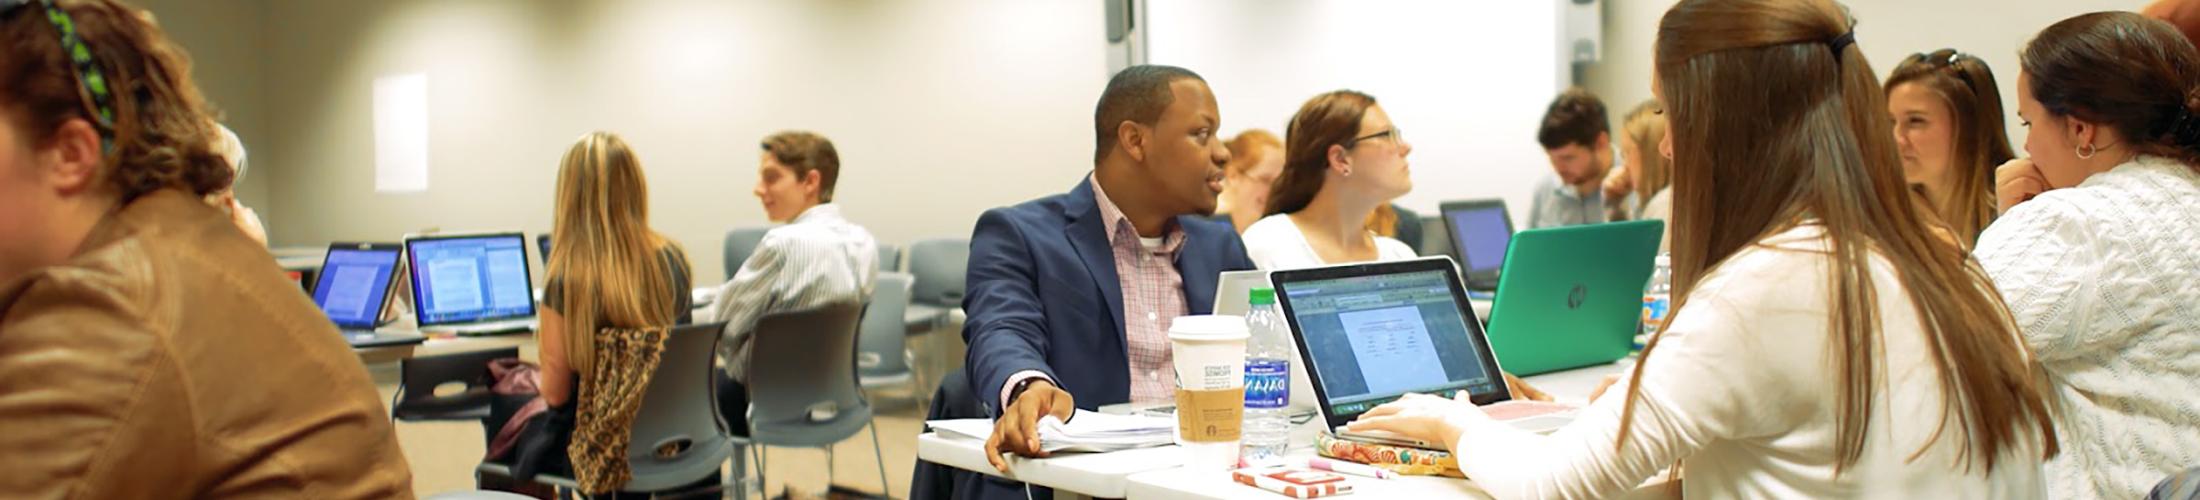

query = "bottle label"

[
  {"left": 1243, "top": 358, "right": 1290, "bottom": 409},
  {"left": 1641, "top": 295, "right": 1671, "bottom": 327}
]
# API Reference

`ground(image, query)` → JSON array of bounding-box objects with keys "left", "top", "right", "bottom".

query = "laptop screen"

[
  {"left": 314, "top": 245, "right": 401, "bottom": 329},
  {"left": 1445, "top": 204, "right": 1513, "bottom": 275},
  {"left": 407, "top": 234, "right": 537, "bottom": 326},
  {"left": 1273, "top": 260, "right": 1509, "bottom": 425}
]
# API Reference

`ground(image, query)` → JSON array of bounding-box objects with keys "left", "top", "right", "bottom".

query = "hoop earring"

[{"left": 2077, "top": 143, "right": 2098, "bottom": 160}]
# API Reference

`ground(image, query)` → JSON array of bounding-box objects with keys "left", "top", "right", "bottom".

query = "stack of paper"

[{"left": 928, "top": 410, "right": 1176, "bottom": 453}]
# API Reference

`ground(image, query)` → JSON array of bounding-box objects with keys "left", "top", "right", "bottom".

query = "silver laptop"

[
  {"left": 1268, "top": 257, "right": 1576, "bottom": 449},
  {"left": 312, "top": 242, "right": 426, "bottom": 348},
  {"left": 404, "top": 232, "right": 540, "bottom": 335}
]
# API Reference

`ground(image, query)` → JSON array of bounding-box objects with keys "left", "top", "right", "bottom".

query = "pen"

[{"left": 1305, "top": 457, "right": 1396, "bottom": 480}]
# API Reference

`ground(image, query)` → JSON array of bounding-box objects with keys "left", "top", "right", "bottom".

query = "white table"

[
  {"left": 917, "top": 433, "right": 1187, "bottom": 499},
  {"left": 916, "top": 361, "right": 1630, "bottom": 499}
]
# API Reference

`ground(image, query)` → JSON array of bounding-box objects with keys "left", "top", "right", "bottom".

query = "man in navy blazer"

[{"left": 955, "top": 65, "right": 1255, "bottom": 496}]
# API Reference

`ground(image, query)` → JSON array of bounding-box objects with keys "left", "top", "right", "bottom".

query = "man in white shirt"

[
  {"left": 711, "top": 131, "right": 879, "bottom": 441},
  {"left": 1528, "top": 87, "right": 1621, "bottom": 229}
]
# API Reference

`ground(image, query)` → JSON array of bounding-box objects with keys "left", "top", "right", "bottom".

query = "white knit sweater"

[{"left": 1975, "top": 155, "right": 2200, "bottom": 499}]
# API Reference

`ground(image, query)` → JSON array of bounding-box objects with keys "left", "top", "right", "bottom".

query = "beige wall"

[
  {"left": 1587, "top": 0, "right": 2149, "bottom": 148},
  {"left": 135, "top": 0, "right": 2165, "bottom": 284},
  {"left": 230, "top": 0, "right": 1110, "bottom": 282}
]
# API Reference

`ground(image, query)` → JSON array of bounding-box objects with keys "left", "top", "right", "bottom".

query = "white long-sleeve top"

[
  {"left": 1974, "top": 155, "right": 2200, "bottom": 499},
  {"left": 1448, "top": 225, "right": 2048, "bottom": 499},
  {"left": 711, "top": 204, "right": 878, "bottom": 382}
]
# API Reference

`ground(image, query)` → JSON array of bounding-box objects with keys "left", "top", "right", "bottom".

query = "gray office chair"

[
  {"left": 745, "top": 301, "right": 889, "bottom": 498},
  {"left": 903, "top": 238, "right": 969, "bottom": 333},
  {"left": 477, "top": 322, "right": 744, "bottom": 498},
  {"left": 877, "top": 243, "right": 903, "bottom": 272},
  {"left": 858, "top": 273, "right": 921, "bottom": 399},
  {"left": 723, "top": 227, "right": 770, "bottom": 281},
  {"left": 393, "top": 347, "right": 521, "bottom": 422}
]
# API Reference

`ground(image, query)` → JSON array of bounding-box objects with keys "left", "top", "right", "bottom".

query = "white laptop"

[
  {"left": 404, "top": 232, "right": 540, "bottom": 335},
  {"left": 1268, "top": 256, "right": 1577, "bottom": 449}
]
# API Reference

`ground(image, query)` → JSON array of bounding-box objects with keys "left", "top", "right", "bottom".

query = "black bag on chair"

[{"left": 508, "top": 404, "right": 576, "bottom": 482}]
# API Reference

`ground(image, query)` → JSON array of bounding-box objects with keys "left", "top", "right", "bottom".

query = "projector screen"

[{"left": 1147, "top": 1, "right": 1568, "bottom": 228}]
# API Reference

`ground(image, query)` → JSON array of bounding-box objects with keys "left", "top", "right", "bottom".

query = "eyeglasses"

[
  {"left": 3, "top": 0, "right": 116, "bottom": 142},
  {"left": 1343, "top": 128, "right": 1406, "bottom": 149}
]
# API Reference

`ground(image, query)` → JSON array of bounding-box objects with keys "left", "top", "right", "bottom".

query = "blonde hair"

[
  {"left": 550, "top": 132, "right": 689, "bottom": 377},
  {"left": 1620, "top": 101, "right": 1670, "bottom": 215}
]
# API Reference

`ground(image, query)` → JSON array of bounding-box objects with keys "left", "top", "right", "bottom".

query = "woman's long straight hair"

[
  {"left": 1622, "top": 0, "right": 2057, "bottom": 475},
  {"left": 550, "top": 132, "right": 687, "bottom": 377},
  {"left": 1886, "top": 50, "right": 2015, "bottom": 246}
]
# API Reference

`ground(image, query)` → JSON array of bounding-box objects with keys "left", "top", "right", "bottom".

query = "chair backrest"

[
  {"left": 745, "top": 301, "right": 871, "bottom": 447},
  {"left": 722, "top": 227, "right": 770, "bottom": 281},
  {"left": 906, "top": 238, "right": 969, "bottom": 309},
  {"left": 1418, "top": 216, "right": 1452, "bottom": 258},
  {"left": 877, "top": 243, "right": 903, "bottom": 272},
  {"left": 618, "top": 322, "right": 736, "bottom": 492},
  {"left": 395, "top": 346, "right": 521, "bottom": 419},
  {"left": 856, "top": 273, "right": 915, "bottom": 378}
]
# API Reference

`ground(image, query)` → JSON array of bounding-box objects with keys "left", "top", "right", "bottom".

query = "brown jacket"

[{"left": 0, "top": 190, "right": 414, "bottom": 498}]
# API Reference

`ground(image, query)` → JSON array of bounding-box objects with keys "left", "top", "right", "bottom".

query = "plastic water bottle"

[
  {"left": 1241, "top": 287, "right": 1291, "bottom": 462},
  {"left": 1639, "top": 254, "right": 1673, "bottom": 346}
]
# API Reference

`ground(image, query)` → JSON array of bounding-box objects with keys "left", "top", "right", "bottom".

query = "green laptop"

[{"left": 1483, "top": 220, "right": 1664, "bottom": 376}]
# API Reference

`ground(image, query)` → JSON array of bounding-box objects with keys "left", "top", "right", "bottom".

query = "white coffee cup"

[{"left": 1167, "top": 314, "right": 1249, "bottom": 474}]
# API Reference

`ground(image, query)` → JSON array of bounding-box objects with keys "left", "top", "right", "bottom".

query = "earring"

[
  {"left": 1342, "top": 168, "right": 1354, "bottom": 177},
  {"left": 2077, "top": 143, "right": 2098, "bottom": 160}
]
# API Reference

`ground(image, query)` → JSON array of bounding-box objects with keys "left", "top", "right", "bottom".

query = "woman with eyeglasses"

[
  {"left": 1977, "top": 11, "right": 2200, "bottom": 498},
  {"left": 1242, "top": 90, "right": 1419, "bottom": 270},
  {"left": 0, "top": 0, "right": 411, "bottom": 497},
  {"left": 1886, "top": 49, "right": 2015, "bottom": 247}
]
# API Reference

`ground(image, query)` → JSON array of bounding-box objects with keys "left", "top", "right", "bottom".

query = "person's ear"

[
  {"left": 1658, "top": 131, "right": 1674, "bottom": 161},
  {"left": 1595, "top": 132, "right": 1611, "bottom": 151},
  {"left": 1327, "top": 144, "right": 1351, "bottom": 174},
  {"left": 2068, "top": 116, "right": 2098, "bottom": 151},
  {"left": 44, "top": 119, "right": 104, "bottom": 196},
  {"left": 1119, "top": 121, "right": 1148, "bottom": 163},
  {"left": 802, "top": 169, "right": 823, "bottom": 199}
]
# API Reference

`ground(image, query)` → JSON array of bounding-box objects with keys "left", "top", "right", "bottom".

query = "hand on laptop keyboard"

[{"left": 1503, "top": 372, "right": 1553, "bottom": 401}]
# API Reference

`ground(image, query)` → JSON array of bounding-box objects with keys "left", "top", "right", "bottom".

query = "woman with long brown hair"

[
  {"left": 1346, "top": 0, "right": 2057, "bottom": 496},
  {"left": 1978, "top": 11, "right": 2200, "bottom": 498},
  {"left": 1886, "top": 49, "right": 2015, "bottom": 246},
  {"left": 1241, "top": 90, "right": 1418, "bottom": 270},
  {"left": 0, "top": 0, "right": 410, "bottom": 495}
]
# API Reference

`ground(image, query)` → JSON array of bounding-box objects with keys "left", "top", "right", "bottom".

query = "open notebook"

[{"left": 929, "top": 410, "right": 1175, "bottom": 453}]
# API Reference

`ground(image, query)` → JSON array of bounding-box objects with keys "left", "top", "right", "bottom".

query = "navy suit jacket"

[{"left": 962, "top": 178, "right": 1256, "bottom": 416}]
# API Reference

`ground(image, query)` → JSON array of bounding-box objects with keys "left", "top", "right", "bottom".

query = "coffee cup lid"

[{"left": 1168, "top": 315, "right": 1248, "bottom": 342}]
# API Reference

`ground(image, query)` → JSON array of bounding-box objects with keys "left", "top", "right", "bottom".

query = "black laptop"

[{"left": 1438, "top": 199, "right": 1516, "bottom": 292}]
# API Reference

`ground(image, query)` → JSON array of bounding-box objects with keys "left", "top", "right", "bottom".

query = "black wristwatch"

[
  {"left": 1006, "top": 377, "right": 1047, "bottom": 407},
  {"left": 1006, "top": 377, "right": 1070, "bottom": 422}
]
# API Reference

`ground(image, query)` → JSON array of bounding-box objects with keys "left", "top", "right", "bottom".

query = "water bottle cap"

[{"left": 1249, "top": 287, "right": 1276, "bottom": 305}]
